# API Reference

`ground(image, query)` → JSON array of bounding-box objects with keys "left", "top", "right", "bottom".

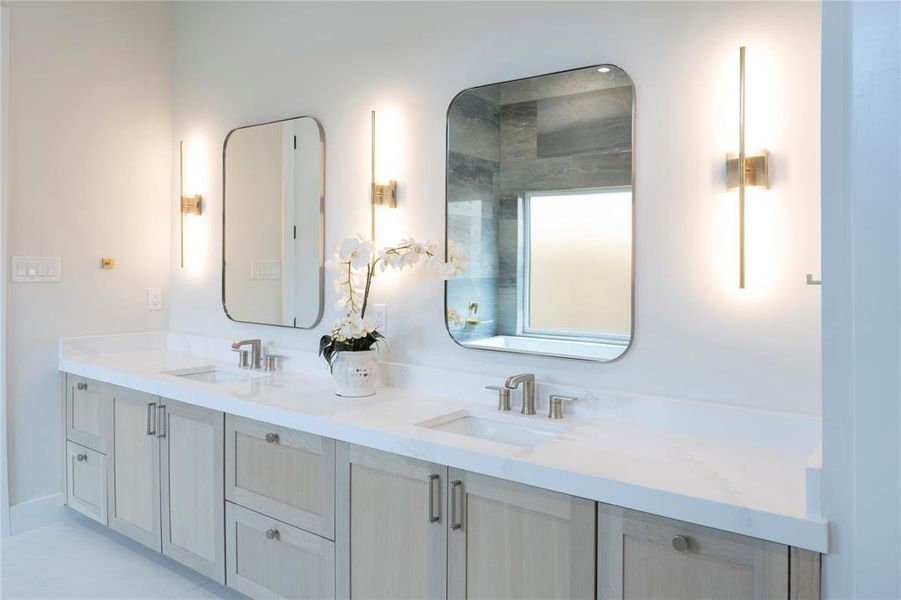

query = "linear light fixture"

[
  {"left": 726, "top": 47, "right": 769, "bottom": 289},
  {"left": 179, "top": 140, "right": 202, "bottom": 269},
  {"left": 371, "top": 110, "right": 397, "bottom": 241}
]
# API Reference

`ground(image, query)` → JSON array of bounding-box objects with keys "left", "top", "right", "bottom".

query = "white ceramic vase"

[{"left": 331, "top": 350, "right": 378, "bottom": 397}]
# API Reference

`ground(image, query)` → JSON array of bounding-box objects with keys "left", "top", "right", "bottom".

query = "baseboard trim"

[{"left": 9, "top": 492, "right": 66, "bottom": 535}]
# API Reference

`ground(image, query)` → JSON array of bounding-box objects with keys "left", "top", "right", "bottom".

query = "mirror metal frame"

[
  {"left": 221, "top": 115, "right": 326, "bottom": 329},
  {"left": 443, "top": 64, "right": 637, "bottom": 362}
]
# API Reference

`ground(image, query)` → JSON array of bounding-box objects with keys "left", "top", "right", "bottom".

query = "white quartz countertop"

[{"left": 59, "top": 333, "right": 827, "bottom": 552}]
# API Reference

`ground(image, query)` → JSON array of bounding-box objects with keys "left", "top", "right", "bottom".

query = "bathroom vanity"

[{"left": 59, "top": 332, "right": 824, "bottom": 600}]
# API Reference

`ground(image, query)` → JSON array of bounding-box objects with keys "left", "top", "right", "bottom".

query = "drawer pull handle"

[
  {"left": 265, "top": 528, "right": 280, "bottom": 541},
  {"left": 265, "top": 432, "right": 280, "bottom": 444},
  {"left": 76, "top": 382, "right": 88, "bottom": 391},
  {"left": 671, "top": 535, "right": 690, "bottom": 552},
  {"left": 146, "top": 402, "right": 157, "bottom": 436},
  {"left": 76, "top": 453, "right": 87, "bottom": 462},
  {"left": 428, "top": 474, "right": 440, "bottom": 524},
  {"left": 450, "top": 480, "right": 464, "bottom": 531},
  {"left": 157, "top": 405, "right": 167, "bottom": 438}
]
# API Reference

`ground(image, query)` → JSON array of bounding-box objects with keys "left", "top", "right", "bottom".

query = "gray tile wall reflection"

[
  {"left": 447, "top": 92, "right": 501, "bottom": 341},
  {"left": 447, "top": 70, "right": 633, "bottom": 345},
  {"left": 495, "top": 83, "right": 633, "bottom": 336}
]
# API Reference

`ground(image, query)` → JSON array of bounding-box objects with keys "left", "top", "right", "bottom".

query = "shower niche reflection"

[{"left": 445, "top": 65, "right": 634, "bottom": 361}]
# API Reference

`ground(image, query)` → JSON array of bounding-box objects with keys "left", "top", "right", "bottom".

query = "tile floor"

[{"left": 1, "top": 513, "right": 245, "bottom": 599}]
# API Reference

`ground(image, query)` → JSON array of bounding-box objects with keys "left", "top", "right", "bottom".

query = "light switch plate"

[
  {"left": 251, "top": 259, "right": 281, "bottom": 280},
  {"left": 12, "top": 256, "right": 61, "bottom": 282},
  {"left": 147, "top": 288, "right": 162, "bottom": 311}
]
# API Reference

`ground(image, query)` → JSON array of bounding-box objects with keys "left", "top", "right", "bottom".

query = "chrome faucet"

[
  {"left": 231, "top": 339, "right": 262, "bottom": 370},
  {"left": 505, "top": 373, "right": 536, "bottom": 415}
]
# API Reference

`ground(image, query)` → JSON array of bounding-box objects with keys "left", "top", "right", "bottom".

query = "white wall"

[
  {"left": 171, "top": 1, "right": 821, "bottom": 414},
  {"left": 6, "top": 2, "right": 173, "bottom": 512},
  {"left": 0, "top": 3, "right": 9, "bottom": 537},
  {"left": 821, "top": 1, "right": 901, "bottom": 597}
]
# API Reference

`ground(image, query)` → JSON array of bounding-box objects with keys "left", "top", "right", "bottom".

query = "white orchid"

[
  {"left": 447, "top": 239, "right": 468, "bottom": 276},
  {"left": 333, "top": 312, "right": 375, "bottom": 341},
  {"left": 339, "top": 235, "right": 375, "bottom": 270},
  {"left": 446, "top": 308, "right": 464, "bottom": 327},
  {"left": 321, "top": 234, "right": 461, "bottom": 367}
]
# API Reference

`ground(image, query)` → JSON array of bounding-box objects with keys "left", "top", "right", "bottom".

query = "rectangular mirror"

[
  {"left": 445, "top": 65, "right": 634, "bottom": 361},
  {"left": 223, "top": 116, "right": 324, "bottom": 328}
]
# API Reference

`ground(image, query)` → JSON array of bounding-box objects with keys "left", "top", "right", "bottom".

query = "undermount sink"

[
  {"left": 417, "top": 410, "right": 570, "bottom": 448},
  {"left": 162, "top": 366, "right": 262, "bottom": 385}
]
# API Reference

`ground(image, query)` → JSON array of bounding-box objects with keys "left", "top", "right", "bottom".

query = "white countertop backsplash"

[{"left": 59, "top": 331, "right": 826, "bottom": 552}]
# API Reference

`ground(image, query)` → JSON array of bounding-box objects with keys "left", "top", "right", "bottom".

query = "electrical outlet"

[
  {"left": 147, "top": 288, "right": 162, "bottom": 311},
  {"left": 370, "top": 304, "right": 387, "bottom": 333}
]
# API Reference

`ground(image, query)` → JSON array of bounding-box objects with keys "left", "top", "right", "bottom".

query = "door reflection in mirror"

[{"left": 223, "top": 116, "right": 324, "bottom": 329}]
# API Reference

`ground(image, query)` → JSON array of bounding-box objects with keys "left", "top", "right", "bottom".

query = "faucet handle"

[
  {"left": 264, "top": 354, "right": 286, "bottom": 372},
  {"left": 485, "top": 385, "right": 513, "bottom": 411},
  {"left": 548, "top": 394, "right": 578, "bottom": 420},
  {"left": 233, "top": 348, "right": 251, "bottom": 369}
]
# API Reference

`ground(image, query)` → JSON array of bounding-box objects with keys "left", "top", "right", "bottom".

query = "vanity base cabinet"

[
  {"left": 447, "top": 469, "right": 596, "bottom": 600},
  {"left": 65, "top": 441, "right": 107, "bottom": 525},
  {"left": 336, "top": 443, "right": 447, "bottom": 600},
  {"left": 226, "top": 502, "right": 335, "bottom": 600},
  {"left": 597, "top": 504, "right": 820, "bottom": 600},
  {"left": 161, "top": 400, "right": 226, "bottom": 583},
  {"left": 108, "top": 387, "right": 161, "bottom": 552}
]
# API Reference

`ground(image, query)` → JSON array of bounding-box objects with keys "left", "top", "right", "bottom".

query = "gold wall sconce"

[
  {"left": 179, "top": 140, "right": 202, "bottom": 268},
  {"left": 727, "top": 46, "right": 770, "bottom": 289},
  {"left": 371, "top": 109, "right": 397, "bottom": 240}
]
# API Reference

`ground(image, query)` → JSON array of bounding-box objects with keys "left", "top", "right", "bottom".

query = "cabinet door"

[
  {"left": 160, "top": 399, "right": 225, "bottom": 583},
  {"left": 108, "top": 387, "right": 161, "bottom": 551},
  {"left": 65, "top": 441, "right": 107, "bottom": 525},
  {"left": 336, "top": 443, "right": 447, "bottom": 600},
  {"left": 448, "top": 469, "right": 595, "bottom": 600},
  {"left": 226, "top": 415, "right": 335, "bottom": 539},
  {"left": 65, "top": 374, "right": 111, "bottom": 453},
  {"left": 226, "top": 502, "right": 335, "bottom": 600},
  {"left": 597, "top": 504, "right": 788, "bottom": 599}
]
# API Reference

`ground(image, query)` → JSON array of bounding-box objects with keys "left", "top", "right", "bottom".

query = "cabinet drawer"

[
  {"left": 66, "top": 375, "right": 111, "bottom": 453},
  {"left": 66, "top": 441, "right": 107, "bottom": 525},
  {"left": 226, "top": 415, "right": 335, "bottom": 539},
  {"left": 598, "top": 504, "right": 790, "bottom": 599},
  {"left": 226, "top": 502, "right": 335, "bottom": 600}
]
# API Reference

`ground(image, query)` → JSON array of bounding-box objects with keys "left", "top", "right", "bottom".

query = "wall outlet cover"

[{"left": 147, "top": 288, "right": 162, "bottom": 311}]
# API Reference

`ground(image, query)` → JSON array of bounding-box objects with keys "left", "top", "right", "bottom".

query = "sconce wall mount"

[
  {"left": 181, "top": 193, "right": 202, "bottom": 216},
  {"left": 726, "top": 150, "right": 769, "bottom": 190},
  {"left": 372, "top": 180, "right": 397, "bottom": 208}
]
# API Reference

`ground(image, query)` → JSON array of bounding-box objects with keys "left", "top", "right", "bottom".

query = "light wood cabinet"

[
  {"left": 108, "top": 388, "right": 225, "bottom": 583},
  {"left": 226, "top": 415, "right": 335, "bottom": 540},
  {"left": 65, "top": 374, "right": 111, "bottom": 453},
  {"left": 597, "top": 504, "right": 807, "bottom": 600},
  {"left": 336, "top": 443, "right": 447, "bottom": 600},
  {"left": 448, "top": 469, "right": 595, "bottom": 600},
  {"left": 108, "top": 387, "right": 161, "bottom": 551},
  {"left": 60, "top": 371, "right": 821, "bottom": 600},
  {"left": 161, "top": 399, "right": 225, "bottom": 583},
  {"left": 65, "top": 441, "right": 107, "bottom": 525},
  {"left": 226, "top": 502, "right": 335, "bottom": 600}
]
